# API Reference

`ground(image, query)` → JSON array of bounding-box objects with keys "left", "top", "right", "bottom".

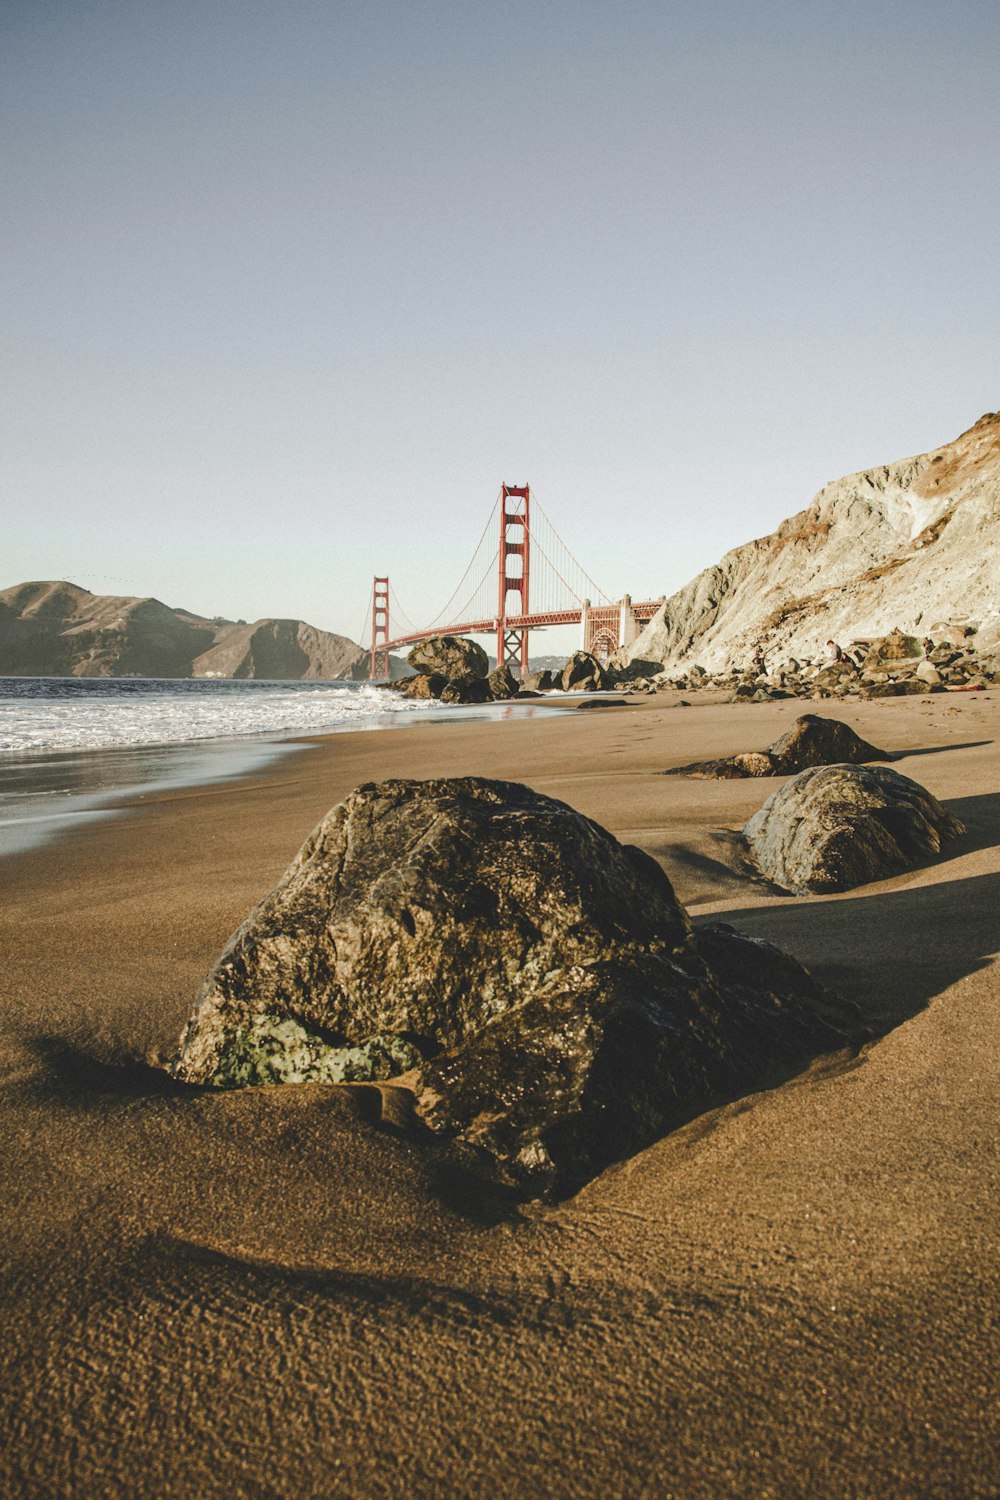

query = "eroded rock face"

[
  {"left": 408, "top": 635, "right": 489, "bottom": 682},
  {"left": 665, "top": 714, "right": 888, "bottom": 780},
  {"left": 172, "top": 778, "right": 862, "bottom": 1194},
  {"left": 618, "top": 412, "right": 1000, "bottom": 675},
  {"left": 744, "top": 764, "right": 966, "bottom": 894}
]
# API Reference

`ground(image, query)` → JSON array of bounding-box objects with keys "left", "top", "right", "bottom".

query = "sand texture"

[{"left": 1, "top": 693, "right": 998, "bottom": 1497}]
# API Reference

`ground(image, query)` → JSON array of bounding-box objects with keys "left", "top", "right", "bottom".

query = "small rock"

[
  {"left": 439, "top": 677, "right": 492, "bottom": 704},
  {"left": 487, "top": 664, "right": 520, "bottom": 700},
  {"left": 401, "top": 673, "right": 447, "bottom": 700}
]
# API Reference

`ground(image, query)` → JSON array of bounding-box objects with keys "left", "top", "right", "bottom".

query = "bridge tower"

[
  {"left": 497, "top": 484, "right": 530, "bottom": 676},
  {"left": 370, "top": 576, "right": 390, "bottom": 681}
]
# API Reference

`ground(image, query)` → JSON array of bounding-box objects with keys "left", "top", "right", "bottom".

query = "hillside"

[
  {"left": 0, "top": 581, "right": 368, "bottom": 680},
  {"left": 623, "top": 411, "right": 1000, "bottom": 673}
]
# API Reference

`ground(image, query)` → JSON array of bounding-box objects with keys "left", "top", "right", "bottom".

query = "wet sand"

[{"left": 1, "top": 692, "right": 997, "bottom": 1497}]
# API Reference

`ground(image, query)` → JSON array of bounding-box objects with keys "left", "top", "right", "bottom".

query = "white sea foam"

[{"left": 0, "top": 678, "right": 449, "bottom": 754}]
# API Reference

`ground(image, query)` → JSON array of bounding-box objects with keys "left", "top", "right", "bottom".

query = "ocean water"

[
  {"left": 0, "top": 676, "right": 568, "bottom": 858},
  {"left": 0, "top": 675, "right": 449, "bottom": 754}
]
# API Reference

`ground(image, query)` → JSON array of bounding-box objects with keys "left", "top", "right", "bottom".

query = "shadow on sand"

[
  {"left": 23, "top": 1035, "right": 195, "bottom": 1106},
  {"left": 704, "top": 866, "right": 1000, "bottom": 1032},
  {"left": 889, "top": 738, "right": 993, "bottom": 760}
]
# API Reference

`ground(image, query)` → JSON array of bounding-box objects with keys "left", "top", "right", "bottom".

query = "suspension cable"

[
  {"left": 387, "top": 582, "right": 421, "bottom": 636},
  {"left": 356, "top": 579, "right": 374, "bottom": 650},
  {"left": 425, "top": 489, "right": 502, "bottom": 628},
  {"left": 532, "top": 496, "right": 612, "bottom": 603}
]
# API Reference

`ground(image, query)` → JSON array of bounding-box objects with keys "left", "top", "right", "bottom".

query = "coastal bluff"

[
  {"left": 0, "top": 580, "right": 368, "bottom": 680},
  {"left": 621, "top": 410, "right": 1000, "bottom": 674}
]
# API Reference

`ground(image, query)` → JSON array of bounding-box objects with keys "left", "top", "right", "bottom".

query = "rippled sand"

[{"left": 1, "top": 692, "right": 997, "bottom": 1497}]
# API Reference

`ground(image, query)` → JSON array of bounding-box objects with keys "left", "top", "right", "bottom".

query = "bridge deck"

[{"left": 383, "top": 601, "right": 662, "bottom": 654}]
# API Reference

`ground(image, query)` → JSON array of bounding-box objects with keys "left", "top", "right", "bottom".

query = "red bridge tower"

[
  {"left": 498, "top": 484, "right": 530, "bottom": 675},
  {"left": 370, "top": 575, "right": 390, "bottom": 681}
]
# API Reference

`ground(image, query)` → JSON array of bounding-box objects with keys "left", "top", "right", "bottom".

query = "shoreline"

[
  {"left": 1, "top": 690, "right": 997, "bottom": 1496},
  {"left": 0, "top": 693, "right": 587, "bottom": 859}
]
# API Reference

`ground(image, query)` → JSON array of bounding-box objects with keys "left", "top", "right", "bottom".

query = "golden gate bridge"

[{"left": 365, "top": 484, "right": 663, "bottom": 680}]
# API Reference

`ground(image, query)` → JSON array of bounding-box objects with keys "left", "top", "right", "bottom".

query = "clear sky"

[{"left": 3, "top": 0, "right": 998, "bottom": 649}]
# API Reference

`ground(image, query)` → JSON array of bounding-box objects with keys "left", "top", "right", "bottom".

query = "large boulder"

[
  {"left": 408, "top": 634, "right": 489, "bottom": 682},
  {"left": 561, "top": 650, "right": 609, "bottom": 692},
  {"left": 665, "top": 714, "right": 888, "bottom": 780},
  {"left": 744, "top": 764, "right": 966, "bottom": 894},
  {"left": 172, "top": 778, "right": 862, "bottom": 1194}
]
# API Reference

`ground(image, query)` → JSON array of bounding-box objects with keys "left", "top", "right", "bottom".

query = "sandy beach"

[{"left": 1, "top": 692, "right": 997, "bottom": 1498}]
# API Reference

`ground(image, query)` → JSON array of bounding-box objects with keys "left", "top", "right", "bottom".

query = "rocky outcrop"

[
  {"left": 0, "top": 580, "right": 368, "bottom": 680},
  {"left": 621, "top": 413, "right": 1000, "bottom": 675},
  {"left": 744, "top": 764, "right": 966, "bottom": 894},
  {"left": 407, "top": 635, "right": 489, "bottom": 682},
  {"left": 172, "top": 777, "right": 862, "bottom": 1194},
  {"left": 623, "top": 623, "right": 998, "bottom": 704},
  {"left": 561, "top": 650, "right": 609, "bottom": 691},
  {"left": 665, "top": 714, "right": 888, "bottom": 780}
]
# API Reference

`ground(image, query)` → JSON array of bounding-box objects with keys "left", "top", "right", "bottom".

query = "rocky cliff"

[
  {"left": 623, "top": 412, "right": 1000, "bottom": 674},
  {"left": 0, "top": 581, "right": 368, "bottom": 680}
]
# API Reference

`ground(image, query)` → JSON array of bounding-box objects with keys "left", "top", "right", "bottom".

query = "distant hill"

[
  {"left": 0, "top": 581, "right": 369, "bottom": 680},
  {"left": 622, "top": 411, "right": 1000, "bottom": 672}
]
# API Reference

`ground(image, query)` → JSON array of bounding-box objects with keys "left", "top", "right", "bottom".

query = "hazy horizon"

[{"left": 4, "top": 1, "right": 998, "bottom": 651}]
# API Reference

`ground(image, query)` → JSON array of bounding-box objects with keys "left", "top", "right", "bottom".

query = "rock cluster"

[
  {"left": 617, "top": 625, "right": 996, "bottom": 704},
  {"left": 664, "top": 714, "right": 888, "bottom": 780},
  {"left": 744, "top": 764, "right": 966, "bottom": 894},
  {"left": 394, "top": 637, "right": 612, "bottom": 703},
  {"left": 171, "top": 778, "right": 863, "bottom": 1195}
]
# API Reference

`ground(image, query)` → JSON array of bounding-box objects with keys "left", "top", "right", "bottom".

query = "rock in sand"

[
  {"left": 172, "top": 778, "right": 863, "bottom": 1194},
  {"left": 665, "top": 713, "right": 888, "bottom": 780},
  {"left": 744, "top": 763, "right": 966, "bottom": 894}
]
